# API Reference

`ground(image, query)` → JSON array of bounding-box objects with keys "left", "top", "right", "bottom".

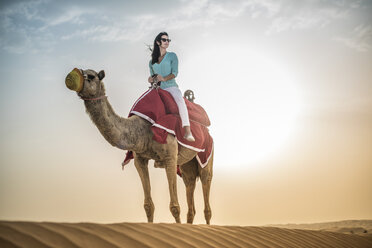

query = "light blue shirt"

[{"left": 149, "top": 52, "right": 178, "bottom": 89}]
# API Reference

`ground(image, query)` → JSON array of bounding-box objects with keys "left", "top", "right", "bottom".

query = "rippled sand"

[{"left": 1, "top": 221, "right": 372, "bottom": 248}]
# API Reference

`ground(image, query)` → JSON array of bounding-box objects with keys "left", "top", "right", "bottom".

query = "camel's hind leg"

[
  {"left": 180, "top": 158, "right": 199, "bottom": 224},
  {"left": 198, "top": 151, "right": 214, "bottom": 225},
  {"left": 134, "top": 155, "right": 154, "bottom": 223}
]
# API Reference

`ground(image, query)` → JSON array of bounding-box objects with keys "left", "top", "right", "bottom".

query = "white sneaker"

[{"left": 184, "top": 133, "right": 195, "bottom": 142}]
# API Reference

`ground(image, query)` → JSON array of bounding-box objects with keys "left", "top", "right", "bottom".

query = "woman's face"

[{"left": 158, "top": 35, "right": 170, "bottom": 49}]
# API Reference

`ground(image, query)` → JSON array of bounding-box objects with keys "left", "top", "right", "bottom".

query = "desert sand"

[
  {"left": 269, "top": 220, "right": 372, "bottom": 235},
  {"left": 1, "top": 220, "right": 372, "bottom": 248}
]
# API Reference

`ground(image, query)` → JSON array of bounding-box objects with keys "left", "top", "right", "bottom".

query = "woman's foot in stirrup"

[
  {"left": 184, "top": 132, "right": 195, "bottom": 142},
  {"left": 184, "top": 126, "right": 195, "bottom": 142}
]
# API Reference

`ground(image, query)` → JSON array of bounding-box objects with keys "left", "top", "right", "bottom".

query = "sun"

[{"left": 181, "top": 44, "right": 302, "bottom": 169}]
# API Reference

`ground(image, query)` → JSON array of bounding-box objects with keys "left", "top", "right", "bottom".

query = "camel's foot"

[
  {"left": 204, "top": 208, "right": 211, "bottom": 225},
  {"left": 170, "top": 205, "right": 181, "bottom": 223},
  {"left": 144, "top": 201, "right": 154, "bottom": 223},
  {"left": 187, "top": 209, "right": 195, "bottom": 224}
]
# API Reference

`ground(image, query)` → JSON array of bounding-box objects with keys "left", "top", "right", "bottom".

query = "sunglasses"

[{"left": 160, "top": 38, "right": 171, "bottom": 42}]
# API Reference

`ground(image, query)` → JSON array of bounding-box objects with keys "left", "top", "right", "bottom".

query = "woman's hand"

[
  {"left": 148, "top": 76, "right": 154, "bottom": 83},
  {"left": 157, "top": 75, "right": 165, "bottom": 82}
]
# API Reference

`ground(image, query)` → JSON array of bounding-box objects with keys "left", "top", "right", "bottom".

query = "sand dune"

[
  {"left": 1, "top": 221, "right": 372, "bottom": 248},
  {"left": 269, "top": 220, "right": 372, "bottom": 235}
]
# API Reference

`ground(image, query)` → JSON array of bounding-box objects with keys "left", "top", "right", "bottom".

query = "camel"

[{"left": 65, "top": 68, "right": 213, "bottom": 224}]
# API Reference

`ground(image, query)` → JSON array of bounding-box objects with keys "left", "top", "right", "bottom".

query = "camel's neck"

[{"left": 84, "top": 98, "right": 140, "bottom": 151}]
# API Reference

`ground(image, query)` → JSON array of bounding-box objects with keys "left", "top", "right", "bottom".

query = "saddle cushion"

[{"left": 124, "top": 89, "right": 213, "bottom": 168}]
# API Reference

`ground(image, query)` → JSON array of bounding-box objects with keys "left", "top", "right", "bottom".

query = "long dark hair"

[{"left": 151, "top": 32, "right": 168, "bottom": 65}]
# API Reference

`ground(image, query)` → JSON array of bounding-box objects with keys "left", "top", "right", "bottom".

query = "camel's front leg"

[
  {"left": 134, "top": 156, "right": 154, "bottom": 223},
  {"left": 164, "top": 158, "right": 181, "bottom": 223}
]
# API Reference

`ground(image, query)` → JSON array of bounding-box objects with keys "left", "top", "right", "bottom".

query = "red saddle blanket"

[{"left": 123, "top": 88, "right": 213, "bottom": 168}]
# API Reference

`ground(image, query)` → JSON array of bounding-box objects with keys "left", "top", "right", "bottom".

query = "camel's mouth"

[{"left": 65, "top": 68, "right": 84, "bottom": 92}]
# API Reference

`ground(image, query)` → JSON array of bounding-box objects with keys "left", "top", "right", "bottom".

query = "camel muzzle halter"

[{"left": 65, "top": 68, "right": 106, "bottom": 101}]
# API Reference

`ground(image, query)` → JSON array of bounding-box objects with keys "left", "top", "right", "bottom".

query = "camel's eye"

[{"left": 88, "top": 75, "right": 95, "bottom": 80}]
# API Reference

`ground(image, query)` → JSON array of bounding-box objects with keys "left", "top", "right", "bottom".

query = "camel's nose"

[{"left": 65, "top": 68, "right": 84, "bottom": 92}]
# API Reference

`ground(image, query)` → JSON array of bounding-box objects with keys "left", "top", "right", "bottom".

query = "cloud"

[
  {"left": 71, "top": 0, "right": 280, "bottom": 42},
  {"left": 1, "top": 0, "right": 46, "bottom": 22},
  {"left": 265, "top": 0, "right": 352, "bottom": 34},
  {"left": 0, "top": 0, "right": 370, "bottom": 54},
  {"left": 261, "top": 0, "right": 372, "bottom": 52},
  {"left": 62, "top": 0, "right": 254, "bottom": 43},
  {"left": 1, "top": 0, "right": 280, "bottom": 48},
  {"left": 41, "top": 8, "right": 89, "bottom": 29},
  {"left": 333, "top": 24, "right": 372, "bottom": 52},
  {"left": 0, "top": 0, "right": 97, "bottom": 53},
  {"left": 0, "top": 1, "right": 47, "bottom": 53}
]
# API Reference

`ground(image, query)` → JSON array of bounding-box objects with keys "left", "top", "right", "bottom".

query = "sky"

[{"left": 0, "top": 0, "right": 371, "bottom": 226}]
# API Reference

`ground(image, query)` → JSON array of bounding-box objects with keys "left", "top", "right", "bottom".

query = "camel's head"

[{"left": 65, "top": 68, "right": 105, "bottom": 98}]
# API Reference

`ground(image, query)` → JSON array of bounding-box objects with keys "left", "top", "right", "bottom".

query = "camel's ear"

[{"left": 98, "top": 70, "right": 105, "bottom": 80}]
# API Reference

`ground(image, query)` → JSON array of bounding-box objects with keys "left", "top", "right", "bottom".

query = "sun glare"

[{"left": 182, "top": 44, "right": 302, "bottom": 169}]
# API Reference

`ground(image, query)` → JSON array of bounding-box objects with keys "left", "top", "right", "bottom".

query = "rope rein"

[{"left": 80, "top": 95, "right": 107, "bottom": 101}]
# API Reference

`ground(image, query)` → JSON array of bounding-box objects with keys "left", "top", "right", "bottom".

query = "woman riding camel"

[{"left": 148, "top": 32, "right": 195, "bottom": 142}]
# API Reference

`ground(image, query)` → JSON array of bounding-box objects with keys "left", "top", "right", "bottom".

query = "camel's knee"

[
  {"left": 171, "top": 205, "right": 180, "bottom": 217},
  {"left": 200, "top": 174, "right": 212, "bottom": 185},
  {"left": 199, "top": 165, "right": 212, "bottom": 184}
]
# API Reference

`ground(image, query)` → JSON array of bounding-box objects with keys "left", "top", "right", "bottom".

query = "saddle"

[{"left": 123, "top": 87, "right": 213, "bottom": 170}]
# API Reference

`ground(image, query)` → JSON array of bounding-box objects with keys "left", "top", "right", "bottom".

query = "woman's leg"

[
  {"left": 164, "top": 87, "right": 190, "bottom": 127},
  {"left": 164, "top": 87, "right": 195, "bottom": 141}
]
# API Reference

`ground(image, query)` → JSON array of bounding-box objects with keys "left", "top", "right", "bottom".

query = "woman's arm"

[
  {"left": 157, "top": 73, "right": 175, "bottom": 82},
  {"left": 148, "top": 60, "right": 155, "bottom": 83}
]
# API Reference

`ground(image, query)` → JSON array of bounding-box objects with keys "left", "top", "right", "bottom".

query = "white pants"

[{"left": 164, "top": 87, "right": 190, "bottom": 127}]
